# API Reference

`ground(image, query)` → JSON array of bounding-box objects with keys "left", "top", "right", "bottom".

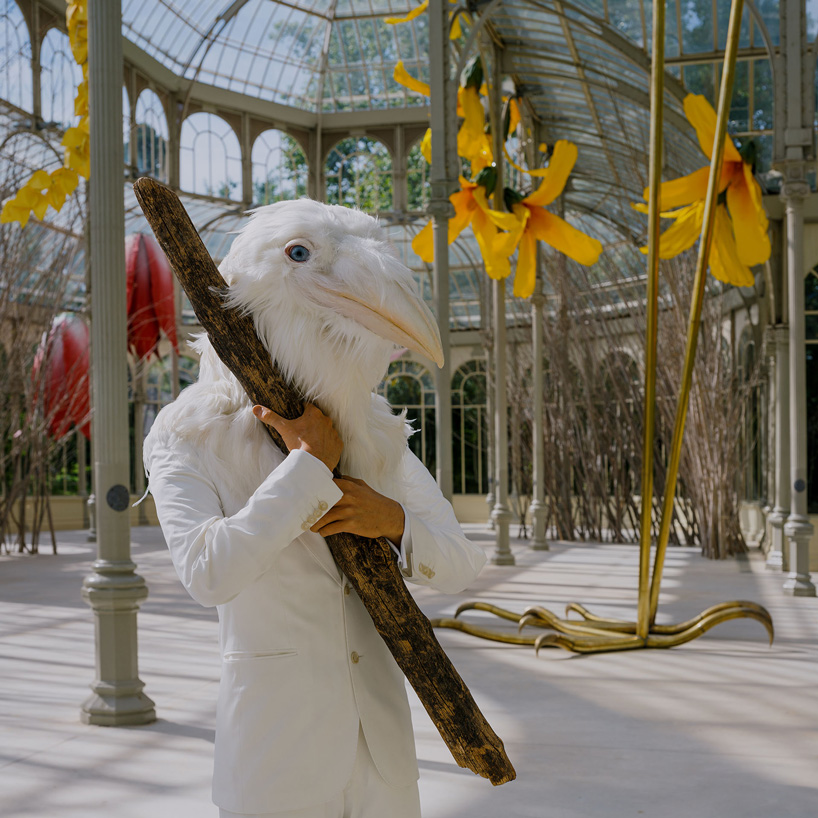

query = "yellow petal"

[
  {"left": 1, "top": 199, "right": 30, "bottom": 227},
  {"left": 683, "top": 94, "right": 742, "bottom": 164},
  {"left": 45, "top": 187, "right": 66, "bottom": 211},
  {"left": 654, "top": 201, "right": 704, "bottom": 259},
  {"left": 725, "top": 163, "right": 770, "bottom": 267},
  {"left": 31, "top": 191, "right": 49, "bottom": 221},
  {"left": 508, "top": 98, "right": 521, "bottom": 135},
  {"left": 385, "top": 1, "right": 428, "bottom": 24},
  {"left": 710, "top": 205, "right": 754, "bottom": 287},
  {"left": 393, "top": 60, "right": 430, "bottom": 96},
  {"left": 524, "top": 140, "right": 577, "bottom": 206},
  {"left": 457, "top": 86, "right": 493, "bottom": 170},
  {"left": 472, "top": 207, "right": 510, "bottom": 280},
  {"left": 448, "top": 188, "right": 477, "bottom": 243},
  {"left": 449, "top": 12, "right": 462, "bottom": 39},
  {"left": 471, "top": 186, "right": 521, "bottom": 232},
  {"left": 28, "top": 170, "right": 51, "bottom": 190},
  {"left": 62, "top": 126, "right": 87, "bottom": 149},
  {"left": 513, "top": 230, "right": 538, "bottom": 298},
  {"left": 411, "top": 220, "right": 435, "bottom": 263},
  {"left": 495, "top": 204, "right": 529, "bottom": 258},
  {"left": 642, "top": 166, "right": 710, "bottom": 210},
  {"left": 528, "top": 208, "right": 602, "bottom": 266},
  {"left": 51, "top": 167, "right": 79, "bottom": 195},
  {"left": 420, "top": 128, "right": 431, "bottom": 164}
]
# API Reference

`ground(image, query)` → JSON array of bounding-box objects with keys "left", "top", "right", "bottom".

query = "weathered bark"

[{"left": 133, "top": 178, "right": 516, "bottom": 786}]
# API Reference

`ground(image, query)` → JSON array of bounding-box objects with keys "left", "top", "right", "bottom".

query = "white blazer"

[{"left": 145, "top": 429, "right": 486, "bottom": 815}]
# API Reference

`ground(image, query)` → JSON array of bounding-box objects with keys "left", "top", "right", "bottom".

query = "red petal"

[
  {"left": 46, "top": 321, "right": 69, "bottom": 438},
  {"left": 124, "top": 233, "right": 142, "bottom": 313},
  {"left": 128, "top": 235, "right": 160, "bottom": 360},
  {"left": 61, "top": 317, "right": 90, "bottom": 437},
  {"left": 144, "top": 236, "right": 178, "bottom": 352}
]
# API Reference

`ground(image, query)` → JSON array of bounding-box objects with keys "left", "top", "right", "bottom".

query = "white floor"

[{"left": 1, "top": 525, "right": 817, "bottom": 818}]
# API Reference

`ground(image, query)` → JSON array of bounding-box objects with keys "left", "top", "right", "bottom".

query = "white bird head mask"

[{"left": 202, "top": 199, "right": 443, "bottom": 492}]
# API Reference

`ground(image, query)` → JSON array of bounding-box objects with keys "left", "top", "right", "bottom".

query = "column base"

[
  {"left": 765, "top": 550, "right": 784, "bottom": 571},
  {"left": 783, "top": 517, "right": 816, "bottom": 597},
  {"left": 490, "top": 504, "right": 514, "bottom": 565},
  {"left": 529, "top": 500, "right": 549, "bottom": 551},
  {"left": 766, "top": 510, "right": 787, "bottom": 571},
  {"left": 81, "top": 686, "right": 156, "bottom": 726},
  {"left": 782, "top": 573, "right": 816, "bottom": 596}
]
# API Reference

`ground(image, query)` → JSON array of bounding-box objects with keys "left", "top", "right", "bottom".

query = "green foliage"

[
  {"left": 407, "top": 142, "right": 430, "bottom": 212},
  {"left": 325, "top": 137, "right": 393, "bottom": 212},
  {"left": 253, "top": 134, "right": 309, "bottom": 205}
]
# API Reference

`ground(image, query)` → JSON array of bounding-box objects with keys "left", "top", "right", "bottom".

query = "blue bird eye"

[{"left": 286, "top": 244, "right": 311, "bottom": 262}]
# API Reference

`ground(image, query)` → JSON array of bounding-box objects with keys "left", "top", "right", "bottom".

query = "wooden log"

[{"left": 133, "top": 178, "right": 516, "bottom": 786}]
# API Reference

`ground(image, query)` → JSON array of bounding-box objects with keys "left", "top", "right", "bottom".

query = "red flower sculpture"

[
  {"left": 125, "top": 233, "right": 178, "bottom": 360},
  {"left": 32, "top": 314, "right": 91, "bottom": 439}
]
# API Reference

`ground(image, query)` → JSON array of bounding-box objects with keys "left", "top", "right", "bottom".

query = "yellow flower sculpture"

[
  {"left": 1, "top": 0, "right": 88, "bottom": 228},
  {"left": 496, "top": 141, "right": 603, "bottom": 298},
  {"left": 411, "top": 176, "right": 519, "bottom": 279},
  {"left": 635, "top": 94, "right": 770, "bottom": 287},
  {"left": 386, "top": 0, "right": 463, "bottom": 40}
]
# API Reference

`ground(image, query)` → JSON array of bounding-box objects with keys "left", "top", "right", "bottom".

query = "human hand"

[
  {"left": 253, "top": 402, "right": 343, "bottom": 473},
  {"left": 311, "top": 476, "right": 405, "bottom": 546}
]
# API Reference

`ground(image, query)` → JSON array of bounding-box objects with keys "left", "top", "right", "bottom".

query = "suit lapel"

[{"left": 300, "top": 531, "right": 343, "bottom": 584}]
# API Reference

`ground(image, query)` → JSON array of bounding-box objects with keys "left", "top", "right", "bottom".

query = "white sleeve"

[
  {"left": 147, "top": 441, "right": 343, "bottom": 607},
  {"left": 396, "top": 449, "right": 487, "bottom": 594}
]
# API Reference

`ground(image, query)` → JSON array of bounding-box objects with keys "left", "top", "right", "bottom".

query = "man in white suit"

[{"left": 144, "top": 200, "right": 487, "bottom": 818}]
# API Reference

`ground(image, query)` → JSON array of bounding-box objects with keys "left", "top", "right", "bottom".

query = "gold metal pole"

[
  {"left": 648, "top": 0, "right": 746, "bottom": 625},
  {"left": 636, "top": 0, "right": 666, "bottom": 639}
]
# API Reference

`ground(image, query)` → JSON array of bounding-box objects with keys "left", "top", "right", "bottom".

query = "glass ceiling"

[
  {"left": 121, "top": 0, "right": 431, "bottom": 111},
  {"left": 5, "top": 0, "right": 804, "bottom": 328}
]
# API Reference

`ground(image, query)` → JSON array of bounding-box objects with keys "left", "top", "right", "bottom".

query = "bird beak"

[{"left": 308, "top": 281, "right": 444, "bottom": 368}]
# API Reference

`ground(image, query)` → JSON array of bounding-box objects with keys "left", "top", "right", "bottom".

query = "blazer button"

[
  {"left": 350, "top": 651, "right": 360, "bottom": 664},
  {"left": 344, "top": 584, "right": 351, "bottom": 596},
  {"left": 319, "top": 501, "right": 328, "bottom": 510},
  {"left": 301, "top": 522, "right": 310, "bottom": 531}
]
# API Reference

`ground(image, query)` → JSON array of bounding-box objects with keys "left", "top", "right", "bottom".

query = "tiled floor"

[{"left": 1, "top": 526, "right": 817, "bottom": 818}]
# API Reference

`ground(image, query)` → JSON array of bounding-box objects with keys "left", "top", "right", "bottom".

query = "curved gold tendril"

[
  {"left": 454, "top": 601, "right": 525, "bottom": 622},
  {"left": 430, "top": 618, "right": 537, "bottom": 646}
]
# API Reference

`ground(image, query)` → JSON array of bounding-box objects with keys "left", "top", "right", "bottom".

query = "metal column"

[
  {"left": 428, "top": 0, "right": 454, "bottom": 499},
  {"left": 81, "top": 0, "right": 155, "bottom": 725},
  {"left": 781, "top": 183, "right": 815, "bottom": 596},
  {"left": 766, "top": 325, "right": 789, "bottom": 570}
]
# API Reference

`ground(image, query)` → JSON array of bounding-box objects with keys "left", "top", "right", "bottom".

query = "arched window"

[
  {"left": 407, "top": 139, "right": 429, "bottom": 212},
  {"left": 805, "top": 267, "right": 818, "bottom": 512},
  {"left": 451, "top": 360, "right": 488, "bottom": 494},
  {"left": 251, "top": 129, "right": 308, "bottom": 205},
  {"left": 180, "top": 113, "right": 242, "bottom": 200},
  {"left": 0, "top": 0, "right": 31, "bottom": 111},
  {"left": 377, "top": 358, "right": 435, "bottom": 472},
  {"left": 40, "top": 27, "right": 82, "bottom": 128},
  {"left": 132, "top": 88, "right": 169, "bottom": 182},
  {"left": 325, "top": 137, "right": 392, "bottom": 212}
]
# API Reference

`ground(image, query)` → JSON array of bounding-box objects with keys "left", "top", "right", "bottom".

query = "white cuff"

[{"left": 387, "top": 503, "right": 413, "bottom": 576}]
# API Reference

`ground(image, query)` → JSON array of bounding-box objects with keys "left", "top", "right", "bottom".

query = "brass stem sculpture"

[
  {"left": 432, "top": 0, "right": 774, "bottom": 654},
  {"left": 133, "top": 178, "right": 515, "bottom": 785}
]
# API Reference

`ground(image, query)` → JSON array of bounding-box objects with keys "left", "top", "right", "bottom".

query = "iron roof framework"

[{"left": 3, "top": 0, "right": 815, "bottom": 328}]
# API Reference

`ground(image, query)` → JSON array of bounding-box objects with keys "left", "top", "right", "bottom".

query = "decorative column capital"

[
  {"left": 776, "top": 161, "right": 811, "bottom": 205},
  {"left": 427, "top": 190, "right": 455, "bottom": 219}
]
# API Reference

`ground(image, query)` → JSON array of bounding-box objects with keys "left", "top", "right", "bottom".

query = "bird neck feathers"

[{"left": 172, "top": 334, "right": 410, "bottom": 501}]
